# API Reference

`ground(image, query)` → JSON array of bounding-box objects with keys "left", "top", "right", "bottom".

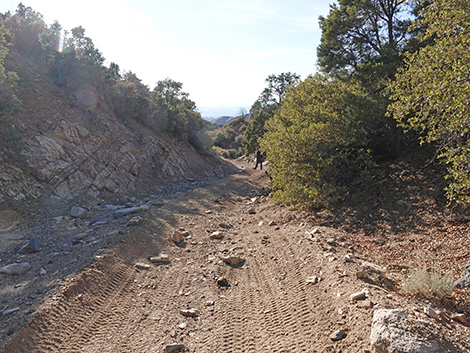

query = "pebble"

[
  {"left": 149, "top": 254, "right": 170, "bottom": 264},
  {"left": 2, "top": 307, "right": 20, "bottom": 316},
  {"left": 165, "top": 343, "right": 186, "bottom": 353},
  {"left": 180, "top": 308, "right": 199, "bottom": 317},
  {"left": 306, "top": 276, "right": 320, "bottom": 284},
  {"left": 127, "top": 216, "right": 143, "bottom": 226},
  {"left": 451, "top": 313, "right": 469, "bottom": 325},
  {"left": 330, "top": 329, "right": 346, "bottom": 341},
  {"left": 209, "top": 231, "right": 223, "bottom": 240},
  {"left": 220, "top": 256, "right": 244, "bottom": 266},
  {"left": 171, "top": 230, "right": 185, "bottom": 243},
  {"left": 350, "top": 291, "right": 367, "bottom": 302},
  {"left": 217, "top": 277, "right": 230, "bottom": 287},
  {"left": 424, "top": 307, "right": 437, "bottom": 319},
  {"left": 135, "top": 262, "right": 151, "bottom": 270},
  {"left": 39, "top": 268, "right": 47, "bottom": 275}
]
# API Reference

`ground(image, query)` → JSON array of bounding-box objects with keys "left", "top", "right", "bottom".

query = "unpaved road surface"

[{"left": 2, "top": 160, "right": 469, "bottom": 352}]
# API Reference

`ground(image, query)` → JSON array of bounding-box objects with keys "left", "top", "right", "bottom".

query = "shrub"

[
  {"left": 260, "top": 74, "right": 378, "bottom": 208},
  {"left": 401, "top": 266, "right": 454, "bottom": 300}
]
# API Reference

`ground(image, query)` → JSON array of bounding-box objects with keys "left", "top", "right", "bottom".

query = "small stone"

[
  {"left": 205, "top": 210, "right": 212, "bottom": 214},
  {"left": 127, "top": 216, "right": 143, "bottom": 226},
  {"left": 15, "top": 238, "right": 41, "bottom": 254},
  {"left": 178, "top": 322, "right": 187, "bottom": 329},
  {"left": 350, "top": 291, "right": 367, "bottom": 302},
  {"left": 451, "top": 313, "right": 469, "bottom": 325},
  {"left": 219, "top": 222, "right": 232, "bottom": 229},
  {"left": 209, "top": 231, "right": 223, "bottom": 240},
  {"left": 220, "top": 256, "right": 244, "bottom": 266},
  {"left": 0, "top": 262, "right": 32, "bottom": 275},
  {"left": 326, "top": 238, "right": 336, "bottom": 246},
  {"left": 165, "top": 343, "right": 186, "bottom": 353},
  {"left": 180, "top": 308, "right": 199, "bottom": 317},
  {"left": 113, "top": 205, "right": 149, "bottom": 218},
  {"left": 258, "top": 221, "right": 264, "bottom": 226},
  {"left": 217, "top": 277, "right": 230, "bottom": 288},
  {"left": 268, "top": 220, "right": 277, "bottom": 226},
  {"left": 149, "top": 254, "right": 170, "bottom": 264},
  {"left": 135, "top": 262, "right": 151, "bottom": 270},
  {"left": 424, "top": 307, "right": 437, "bottom": 319},
  {"left": 344, "top": 253, "right": 354, "bottom": 262},
  {"left": 70, "top": 206, "right": 86, "bottom": 218},
  {"left": 2, "top": 307, "right": 20, "bottom": 316},
  {"left": 306, "top": 276, "right": 320, "bottom": 284},
  {"left": 330, "top": 329, "right": 345, "bottom": 341},
  {"left": 74, "top": 233, "right": 87, "bottom": 241},
  {"left": 248, "top": 208, "right": 256, "bottom": 215},
  {"left": 205, "top": 300, "right": 215, "bottom": 306},
  {"left": 171, "top": 230, "right": 185, "bottom": 243},
  {"left": 39, "top": 268, "right": 47, "bottom": 276}
]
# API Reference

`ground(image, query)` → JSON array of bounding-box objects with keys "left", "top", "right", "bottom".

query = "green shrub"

[
  {"left": 401, "top": 266, "right": 454, "bottom": 300},
  {"left": 260, "top": 74, "right": 378, "bottom": 208}
]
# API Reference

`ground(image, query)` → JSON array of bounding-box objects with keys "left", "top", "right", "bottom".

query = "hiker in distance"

[{"left": 254, "top": 147, "right": 263, "bottom": 170}]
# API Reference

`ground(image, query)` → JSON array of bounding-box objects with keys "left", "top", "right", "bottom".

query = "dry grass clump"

[{"left": 401, "top": 266, "right": 454, "bottom": 300}]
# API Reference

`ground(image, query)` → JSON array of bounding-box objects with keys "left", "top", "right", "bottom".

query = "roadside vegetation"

[{"left": 0, "top": 3, "right": 209, "bottom": 153}]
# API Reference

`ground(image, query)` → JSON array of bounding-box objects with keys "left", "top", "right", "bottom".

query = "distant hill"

[{"left": 209, "top": 114, "right": 251, "bottom": 125}]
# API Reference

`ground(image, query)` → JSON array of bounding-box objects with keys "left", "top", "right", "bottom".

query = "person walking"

[{"left": 254, "top": 147, "right": 263, "bottom": 170}]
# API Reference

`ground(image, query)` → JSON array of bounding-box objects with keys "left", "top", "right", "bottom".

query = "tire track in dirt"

[{"left": 3, "top": 165, "right": 395, "bottom": 353}]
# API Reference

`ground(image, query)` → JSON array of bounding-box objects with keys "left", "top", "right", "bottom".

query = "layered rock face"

[{"left": 0, "top": 57, "right": 230, "bottom": 208}]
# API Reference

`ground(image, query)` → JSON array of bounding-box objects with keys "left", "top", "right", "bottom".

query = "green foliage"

[
  {"left": 210, "top": 115, "right": 247, "bottom": 156},
  {"left": 242, "top": 72, "right": 300, "bottom": 155},
  {"left": 388, "top": 0, "right": 470, "bottom": 205},
  {"left": 0, "top": 23, "right": 21, "bottom": 122},
  {"left": 260, "top": 75, "right": 376, "bottom": 208},
  {"left": 401, "top": 265, "right": 454, "bottom": 300},
  {"left": 317, "top": 0, "right": 413, "bottom": 83},
  {"left": 110, "top": 72, "right": 151, "bottom": 122},
  {"left": 152, "top": 78, "right": 207, "bottom": 149},
  {"left": 4, "top": 3, "right": 46, "bottom": 59}
]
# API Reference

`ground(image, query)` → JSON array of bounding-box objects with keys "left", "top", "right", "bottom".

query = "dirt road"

[{"left": 2, "top": 160, "right": 469, "bottom": 352}]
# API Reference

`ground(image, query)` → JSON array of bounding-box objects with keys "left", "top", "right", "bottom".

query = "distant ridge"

[{"left": 209, "top": 114, "right": 251, "bottom": 125}]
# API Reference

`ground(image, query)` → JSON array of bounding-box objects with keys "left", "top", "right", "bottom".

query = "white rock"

[
  {"left": 209, "top": 231, "right": 223, "bottom": 239},
  {"left": 350, "top": 291, "right": 367, "bottom": 302},
  {"left": 370, "top": 309, "right": 444, "bottom": 353},
  {"left": 135, "top": 262, "right": 150, "bottom": 270},
  {"left": 180, "top": 308, "right": 199, "bottom": 317},
  {"left": 39, "top": 268, "right": 47, "bottom": 275}
]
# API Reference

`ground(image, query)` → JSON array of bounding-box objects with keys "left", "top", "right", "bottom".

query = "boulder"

[{"left": 370, "top": 309, "right": 445, "bottom": 353}]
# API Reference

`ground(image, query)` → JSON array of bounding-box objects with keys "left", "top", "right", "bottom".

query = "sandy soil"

[{"left": 1, "top": 159, "right": 470, "bottom": 352}]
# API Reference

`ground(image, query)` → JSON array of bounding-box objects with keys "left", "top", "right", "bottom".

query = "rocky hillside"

[{"left": 0, "top": 50, "right": 234, "bottom": 217}]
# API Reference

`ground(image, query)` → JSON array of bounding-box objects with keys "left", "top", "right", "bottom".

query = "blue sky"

[{"left": 0, "top": 1, "right": 333, "bottom": 117}]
